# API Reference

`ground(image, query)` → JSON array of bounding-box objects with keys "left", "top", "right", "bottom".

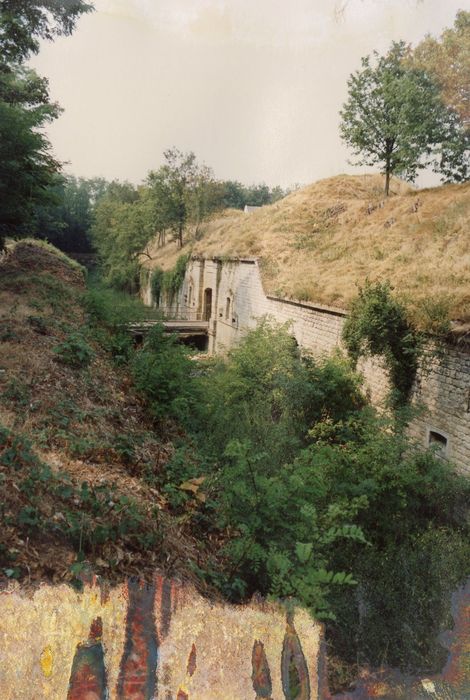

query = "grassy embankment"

[{"left": 143, "top": 173, "right": 470, "bottom": 330}]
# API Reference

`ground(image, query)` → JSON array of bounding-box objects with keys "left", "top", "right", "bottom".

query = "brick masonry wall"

[{"left": 144, "top": 258, "right": 470, "bottom": 474}]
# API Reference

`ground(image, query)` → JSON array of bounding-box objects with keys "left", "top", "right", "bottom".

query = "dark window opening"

[
  {"left": 203, "top": 288, "right": 212, "bottom": 321},
  {"left": 428, "top": 430, "right": 448, "bottom": 457}
]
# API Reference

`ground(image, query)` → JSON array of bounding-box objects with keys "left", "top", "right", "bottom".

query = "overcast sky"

[{"left": 30, "top": 0, "right": 468, "bottom": 188}]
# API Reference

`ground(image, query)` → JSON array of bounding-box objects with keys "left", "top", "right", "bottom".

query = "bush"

[
  {"left": 167, "top": 320, "right": 470, "bottom": 680},
  {"left": 53, "top": 333, "right": 94, "bottom": 368},
  {"left": 184, "top": 320, "right": 367, "bottom": 610},
  {"left": 297, "top": 411, "right": 470, "bottom": 673},
  {"left": 84, "top": 278, "right": 162, "bottom": 364},
  {"left": 342, "top": 280, "right": 422, "bottom": 406},
  {"left": 131, "top": 324, "right": 198, "bottom": 423}
]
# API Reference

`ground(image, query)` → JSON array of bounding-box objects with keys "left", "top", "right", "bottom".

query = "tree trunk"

[
  {"left": 384, "top": 141, "right": 393, "bottom": 196},
  {"left": 385, "top": 169, "right": 390, "bottom": 197}
]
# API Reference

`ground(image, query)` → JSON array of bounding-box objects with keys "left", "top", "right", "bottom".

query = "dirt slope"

[
  {"left": 0, "top": 241, "right": 213, "bottom": 588},
  {"left": 145, "top": 173, "right": 470, "bottom": 324}
]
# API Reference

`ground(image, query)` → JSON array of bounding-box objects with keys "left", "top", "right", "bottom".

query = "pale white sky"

[{"left": 31, "top": 0, "right": 469, "bottom": 188}]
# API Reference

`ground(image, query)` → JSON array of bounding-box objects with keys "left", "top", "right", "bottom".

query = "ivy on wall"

[
  {"left": 151, "top": 254, "right": 190, "bottom": 306},
  {"left": 342, "top": 281, "right": 423, "bottom": 407}
]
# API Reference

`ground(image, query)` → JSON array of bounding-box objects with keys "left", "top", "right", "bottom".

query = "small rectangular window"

[
  {"left": 428, "top": 430, "right": 448, "bottom": 457},
  {"left": 225, "top": 297, "right": 231, "bottom": 320}
]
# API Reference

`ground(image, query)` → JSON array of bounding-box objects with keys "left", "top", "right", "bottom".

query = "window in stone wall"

[
  {"left": 427, "top": 429, "right": 448, "bottom": 458},
  {"left": 225, "top": 297, "right": 231, "bottom": 320}
]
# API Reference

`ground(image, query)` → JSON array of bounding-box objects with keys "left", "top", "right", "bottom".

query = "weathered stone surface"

[{"left": 0, "top": 574, "right": 322, "bottom": 699}]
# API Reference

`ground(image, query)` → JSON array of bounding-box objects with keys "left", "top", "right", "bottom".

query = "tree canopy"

[
  {"left": 146, "top": 148, "right": 213, "bottom": 249},
  {"left": 340, "top": 40, "right": 469, "bottom": 194},
  {"left": 0, "top": 0, "right": 93, "bottom": 64},
  {"left": 411, "top": 10, "right": 470, "bottom": 129},
  {"left": 0, "top": 0, "right": 93, "bottom": 246}
]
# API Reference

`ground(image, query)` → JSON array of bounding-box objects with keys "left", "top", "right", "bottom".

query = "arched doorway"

[{"left": 203, "top": 288, "right": 212, "bottom": 321}]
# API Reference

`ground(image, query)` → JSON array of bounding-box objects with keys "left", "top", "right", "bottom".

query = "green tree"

[
  {"left": 340, "top": 41, "right": 466, "bottom": 195},
  {"left": 216, "top": 181, "right": 287, "bottom": 210},
  {"left": 0, "top": 0, "right": 93, "bottom": 246},
  {"left": 91, "top": 183, "right": 154, "bottom": 291},
  {"left": 35, "top": 175, "right": 109, "bottom": 253},
  {"left": 411, "top": 10, "right": 470, "bottom": 128},
  {"left": 0, "top": 66, "right": 60, "bottom": 244},
  {"left": 147, "top": 148, "right": 212, "bottom": 248},
  {"left": 410, "top": 11, "right": 470, "bottom": 183},
  {"left": 0, "top": 0, "right": 93, "bottom": 64}
]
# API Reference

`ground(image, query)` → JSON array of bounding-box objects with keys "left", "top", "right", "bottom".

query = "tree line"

[
  {"left": 1, "top": 3, "right": 468, "bottom": 271},
  {"left": 0, "top": 2, "right": 286, "bottom": 259},
  {"left": 77, "top": 154, "right": 288, "bottom": 291}
]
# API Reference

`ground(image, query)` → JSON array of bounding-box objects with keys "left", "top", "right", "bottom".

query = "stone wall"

[
  {"left": 145, "top": 257, "right": 470, "bottom": 474},
  {"left": 0, "top": 574, "right": 323, "bottom": 699}
]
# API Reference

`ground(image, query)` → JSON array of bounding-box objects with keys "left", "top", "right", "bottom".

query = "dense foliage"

[
  {"left": 0, "top": 0, "right": 93, "bottom": 246},
  {"left": 342, "top": 281, "right": 423, "bottom": 407},
  {"left": 90, "top": 181, "right": 152, "bottom": 291},
  {"left": 150, "top": 255, "right": 189, "bottom": 306},
  {"left": 131, "top": 324, "right": 197, "bottom": 424},
  {"left": 92, "top": 154, "right": 287, "bottom": 292},
  {"left": 146, "top": 148, "right": 214, "bottom": 249},
  {"left": 0, "top": 1, "right": 93, "bottom": 64},
  {"left": 124, "top": 315, "right": 469, "bottom": 682},
  {"left": 410, "top": 10, "right": 470, "bottom": 128},
  {"left": 35, "top": 175, "right": 109, "bottom": 253}
]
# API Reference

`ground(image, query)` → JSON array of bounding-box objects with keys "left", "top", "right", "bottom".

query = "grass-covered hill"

[
  {"left": 0, "top": 240, "right": 211, "bottom": 587},
  {"left": 145, "top": 173, "right": 470, "bottom": 327}
]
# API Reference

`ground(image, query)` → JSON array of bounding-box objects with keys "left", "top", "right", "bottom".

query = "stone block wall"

[
  {"left": 407, "top": 347, "right": 470, "bottom": 468},
  {"left": 145, "top": 257, "right": 470, "bottom": 474},
  {"left": 0, "top": 574, "right": 323, "bottom": 699}
]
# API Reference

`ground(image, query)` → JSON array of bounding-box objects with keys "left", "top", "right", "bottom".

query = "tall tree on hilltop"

[
  {"left": 147, "top": 148, "right": 212, "bottom": 248},
  {"left": 339, "top": 41, "right": 468, "bottom": 195}
]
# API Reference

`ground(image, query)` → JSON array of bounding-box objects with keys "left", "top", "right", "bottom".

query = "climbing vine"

[
  {"left": 151, "top": 268, "right": 164, "bottom": 305},
  {"left": 151, "top": 254, "right": 190, "bottom": 306},
  {"left": 342, "top": 281, "right": 423, "bottom": 407}
]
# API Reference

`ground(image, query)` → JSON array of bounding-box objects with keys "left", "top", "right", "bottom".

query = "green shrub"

[
  {"left": 85, "top": 278, "right": 163, "bottom": 364},
  {"left": 0, "top": 426, "right": 162, "bottom": 575},
  {"left": 163, "top": 254, "right": 190, "bottom": 302},
  {"left": 53, "top": 333, "right": 94, "bottom": 368},
  {"left": 163, "top": 320, "right": 470, "bottom": 677},
  {"left": 2, "top": 379, "right": 30, "bottom": 406},
  {"left": 297, "top": 411, "right": 470, "bottom": 672},
  {"left": 131, "top": 324, "right": 198, "bottom": 423},
  {"left": 342, "top": 280, "right": 423, "bottom": 406}
]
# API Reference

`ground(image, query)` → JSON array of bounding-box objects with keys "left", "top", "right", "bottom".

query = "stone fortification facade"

[{"left": 144, "top": 256, "right": 470, "bottom": 474}]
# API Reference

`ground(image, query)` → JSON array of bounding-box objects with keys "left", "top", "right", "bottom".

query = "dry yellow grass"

[{"left": 144, "top": 173, "right": 470, "bottom": 324}]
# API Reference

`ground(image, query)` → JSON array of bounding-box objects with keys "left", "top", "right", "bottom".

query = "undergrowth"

[
  {"left": 2, "top": 241, "right": 469, "bottom": 691},
  {"left": 0, "top": 426, "right": 162, "bottom": 587}
]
